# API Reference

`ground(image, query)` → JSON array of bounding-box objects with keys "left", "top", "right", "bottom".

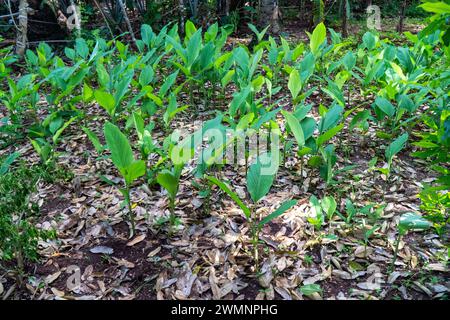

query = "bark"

[
  {"left": 342, "top": 0, "right": 349, "bottom": 38},
  {"left": 92, "top": 0, "right": 115, "bottom": 38},
  {"left": 260, "top": 0, "right": 281, "bottom": 34},
  {"left": 397, "top": 0, "right": 408, "bottom": 33},
  {"left": 118, "top": 0, "right": 136, "bottom": 45},
  {"left": 16, "top": 0, "right": 28, "bottom": 56},
  {"left": 179, "top": 0, "right": 185, "bottom": 30}
]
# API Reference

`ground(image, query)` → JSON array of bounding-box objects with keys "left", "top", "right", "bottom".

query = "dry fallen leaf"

[
  {"left": 126, "top": 234, "right": 146, "bottom": 246},
  {"left": 90, "top": 246, "right": 114, "bottom": 255}
]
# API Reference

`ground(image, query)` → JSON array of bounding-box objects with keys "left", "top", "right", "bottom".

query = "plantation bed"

[{"left": 0, "top": 17, "right": 448, "bottom": 300}]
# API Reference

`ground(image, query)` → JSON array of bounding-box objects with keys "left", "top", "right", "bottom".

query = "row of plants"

[{"left": 0, "top": 4, "right": 448, "bottom": 280}]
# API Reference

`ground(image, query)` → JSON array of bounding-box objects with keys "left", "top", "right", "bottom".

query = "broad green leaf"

[
  {"left": 206, "top": 176, "right": 251, "bottom": 219},
  {"left": 104, "top": 122, "right": 134, "bottom": 171},
  {"left": 157, "top": 169, "right": 179, "bottom": 200},
  {"left": 362, "top": 32, "right": 376, "bottom": 50},
  {"left": 288, "top": 69, "right": 302, "bottom": 100},
  {"left": 319, "top": 105, "right": 343, "bottom": 133},
  {"left": 259, "top": 199, "right": 297, "bottom": 228},
  {"left": 53, "top": 116, "right": 77, "bottom": 144},
  {"left": 282, "top": 110, "right": 305, "bottom": 147},
  {"left": 321, "top": 196, "right": 337, "bottom": 220},
  {"left": 229, "top": 86, "right": 251, "bottom": 117},
  {"left": 187, "top": 29, "right": 202, "bottom": 67},
  {"left": 349, "top": 110, "right": 370, "bottom": 130},
  {"left": 139, "top": 65, "right": 154, "bottom": 86},
  {"left": 160, "top": 71, "right": 179, "bottom": 97},
  {"left": 385, "top": 133, "right": 408, "bottom": 162},
  {"left": 310, "top": 22, "right": 326, "bottom": 55},
  {"left": 398, "top": 212, "right": 432, "bottom": 235},
  {"left": 0, "top": 152, "right": 20, "bottom": 175},
  {"left": 375, "top": 97, "right": 395, "bottom": 118},
  {"left": 248, "top": 23, "right": 270, "bottom": 43},
  {"left": 300, "top": 284, "right": 322, "bottom": 295},
  {"left": 124, "top": 160, "right": 146, "bottom": 185},
  {"left": 82, "top": 82, "right": 93, "bottom": 102},
  {"left": 317, "top": 123, "right": 344, "bottom": 147},
  {"left": 419, "top": 2, "right": 450, "bottom": 14},
  {"left": 95, "top": 90, "right": 115, "bottom": 116},
  {"left": 247, "top": 153, "right": 278, "bottom": 203}
]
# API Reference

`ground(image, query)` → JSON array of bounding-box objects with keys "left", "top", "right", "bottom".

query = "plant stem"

[
  {"left": 125, "top": 185, "right": 135, "bottom": 236},
  {"left": 169, "top": 197, "right": 176, "bottom": 224},
  {"left": 389, "top": 232, "right": 402, "bottom": 273}
]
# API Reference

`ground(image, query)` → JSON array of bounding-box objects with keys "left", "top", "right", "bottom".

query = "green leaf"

[
  {"left": 419, "top": 2, "right": 450, "bottom": 14},
  {"left": 319, "top": 105, "right": 343, "bottom": 133},
  {"left": 398, "top": 212, "right": 432, "bottom": 235},
  {"left": 160, "top": 71, "right": 179, "bottom": 97},
  {"left": 95, "top": 90, "right": 115, "bottom": 116},
  {"left": 362, "top": 32, "right": 376, "bottom": 50},
  {"left": 300, "top": 284, "right": 322, "bottom": 296},
  {"left": 248, "top": 23, "right": 270, "bottom": 43},
  {"left": 282, "top": 110, "right": 305, "bottom": 147},
  {"left": 310, "top": 22, "right": 326, "bottom": 55},
  {"left": 104, "top": 122, "right": 134, "bottom": 171},
  {"left": 0, "top": 152, "right": 20, "bottom": 175},
  {"left": 187, "top": 29, "right": 202, "bottom": 67},
  {"left": 124, "top": 160, "right": 146, "bottom": 185},
  {"left": 53, "top": 116, "right": 77, "bottom": 144},
  {"left": 259, "top": 199, "right": 297, "bottom": 228},
  {"left": 82, "top": 127, "right": 104, "bottom": 153},
  {"left": 375, "top": 97, "right": 395, "bottom": 118},
  {"left": 288, "top": 69, "right": 302, "bottom": 100},
  {"left": 139, "top": 65, "right": 154, "bottom": 86},
  {"left": 317, "top": 123, "right": 344, "bottom": 147},
  {"left": 157, "top": 169, "right": 179, "bottom": 200},
  {"left": 385, "top": 133, "right": 408, "bottom": 162},
  {"left": 206, "top": 176, "right": 251, "bottom": 219},
  {"left": 246, "top": 153, "right": 278, "bottom": 203},
  {"left": 321, "top": 196, "right": 337, "bottom": 220}
]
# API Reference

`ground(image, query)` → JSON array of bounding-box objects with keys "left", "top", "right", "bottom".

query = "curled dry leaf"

[
  {"left": 89, "top": 246, "right": 114, "bottom": 255},
  {"left": 126, "top": 234, "right": 146, "bottom": 246}
]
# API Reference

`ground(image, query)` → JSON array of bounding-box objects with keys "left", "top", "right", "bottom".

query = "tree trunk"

[
  {"left": 260, "top": 0, "right": 281, "bottom": 34},
  {"left": 397, "top": 0, "right": 408, "bottom": 33},
  {"left": 16, "top": 0, "right": 28, "bottom": 56},
  {"left": 179, "top": 0, "right": 185, "bottom": 29},
  {"left": 118, "top": 0, "right": 136, "bottom": 45},
  {"left": 342, "top": 0, "right": 349, "bottom": 37}
]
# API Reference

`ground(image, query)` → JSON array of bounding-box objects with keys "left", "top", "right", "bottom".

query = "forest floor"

[{"left": 0, "top": 18, "right": 448, "bottom": 300}]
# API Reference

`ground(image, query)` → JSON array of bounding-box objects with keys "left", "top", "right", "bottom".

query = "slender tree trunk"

[
  {"left": 92, "top": 0, "right": 115, "bottom": 38},
  {"left": 260, "top": 0, "right": 281, "bottom": 34},
  {"left": 15, "top": 0, "right": 28, "bottom": 56},
  {"left": 179, "top": 0, "right": 185, "bottom": 29},
  {"left": 367, "top": 0, "right": 372, "bottom": 7},
  {"left": 397, "top": 0, "right": 408, "bottom": 33},
  {"left": 342, "top": 0, "right": 349, "bottom": 37},
  {"left": 118, "top": 0, "right": 136, "bottom": 45}
]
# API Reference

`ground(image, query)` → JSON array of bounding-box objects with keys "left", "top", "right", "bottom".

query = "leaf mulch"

[{"left": 0, "top": 23, "right": 448, "bottom": 300}]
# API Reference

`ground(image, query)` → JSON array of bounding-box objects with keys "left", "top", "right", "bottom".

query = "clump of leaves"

[
  {"left": 207, "top": 153, "right": 297, "bottom": 268},
  {"left": 377, "top": 133, "right": 409, "bottom": 179},
  {"left": 104, "top": 122, "right": 145, "bottom": 237},
  {"left": 0, "top": 163, "right": 55, "bottom": 285},
  {"left": 390, "top": 212, "right": 432, "bottom": 272},
  {"left": 307, "top": 195, "right": 337, "bottom": 230}
]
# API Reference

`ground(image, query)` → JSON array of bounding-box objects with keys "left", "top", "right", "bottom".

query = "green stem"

[
  {"left": 389, "top": 232, "right": 402, "bottom": 273},
  {"left": 125, "top": 185, "right": 135, "bottom": 236}
]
